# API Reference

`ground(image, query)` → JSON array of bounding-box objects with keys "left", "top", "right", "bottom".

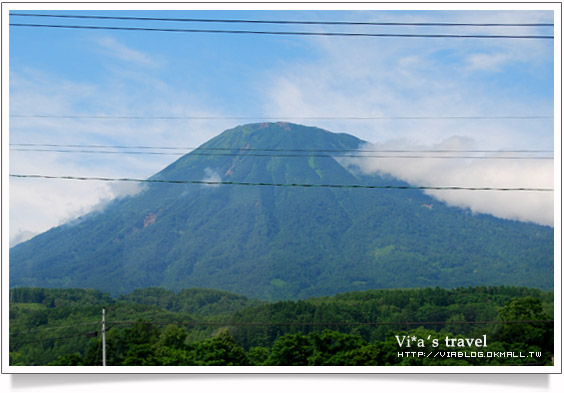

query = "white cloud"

[
  {"left": 201, "top": 167, "right": 222, "bottom": 187},
  {"left": 94, "top": 36, "right": 163, "bottom": 68},
  {"left": 338, "top": 138, "right": 554, "bottom": 226},
  {"left": 8, "top": 10, "right": 555, "bottom": 244},
  {"left": 9, "top": 175, "right": 112, "bottom": 245},
  {"left": 466, "top": 52, "right": 512, "bottom": 72},
  {"left": 9, "top": 230, "right": 37, "bottom": 247},
  {"left": 9, "top": 66, "right": 235, "bottom": 245},
  {"left": 108, "top": 181, "right": 147, "bottom": 198},
  {"left": 257, "top": 18, "right": 554, "bottom": 226}
]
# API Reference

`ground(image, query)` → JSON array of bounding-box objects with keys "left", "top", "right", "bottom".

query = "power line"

[
  {"left": 107, "top": 319, "right": 554, "bottom": 327},
  {"left": 10, "top": 114, "right": 554, "bottom": 120},
  {"left": 9, "top": 143, "right": 554, "bottom": 154},
  {"left": 9, "top": 23, "right": 555, "bottom": 39},
  {"left": 9, "top": 13, "right": 555, "bottom": 28},
  {"left": 10, "top": 318, "right": 553, "bottom": 349},
  {"left": 10, "top": 321, "right": 101, "bottom": 336},
  {"left": 9, "top": 318, "right": 555, "bottom": 336},
  {"left": 9, "top": 148, "right": 553, "bottom": 160},
  {"left": 13, "top": 331, "right": 99, "bottom": 345},
  {"left": 9, "top": 174, "right": 554, "bottom": 192}
]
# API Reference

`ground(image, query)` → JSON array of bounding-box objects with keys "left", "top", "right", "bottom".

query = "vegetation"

[
  {"left": 9, "top": 286, "right": 554, "bottom": 366},
  {"left": 10, "top": 123, "right": 553, "bottom": 299}
]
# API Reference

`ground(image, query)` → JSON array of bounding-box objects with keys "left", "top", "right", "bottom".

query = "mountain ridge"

[{"left": 10, "top": 122, "right": 553, "bottom": 299}]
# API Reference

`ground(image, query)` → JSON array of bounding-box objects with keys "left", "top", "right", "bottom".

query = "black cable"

[
  {"left": 9, "top": 148, "right": 553, "bottom": 160},
  {"left": 9, "top": 174, "right": 554, "bottom": 192},
  {"left": 10, "top": 321, "right": 101, "bottom": 336},
  {"left": 9, "top": 23, "right": 555, "bottom": 39},
  {"left": 10, "top": 319, "right": 554, "bottom": 344},
  {"left": 10, "top": 114, "right": 554, "bottom": 120},
  {"left": 9, "top": 13, "right": 555, "bottom": 28},
  {"left": 14, "top": 331, "right": 99, "bottom": 345},
  {"left": 10, "top": 319, "right": 554, "bottom": 338},
  {"left": 9, "top": 143, "right": 554, "bottom": 154},
  {"left": 108, "top": 319, "right": 554, "bottom": 327}
]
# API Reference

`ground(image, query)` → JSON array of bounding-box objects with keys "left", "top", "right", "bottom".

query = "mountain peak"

[
  {"left": 202, "top": 122, "right": 364, "bottom": 151},
  {"left": 150, "top": 122, "right": 363, "bottom": 182},
  {"left": 10, "top": 123, "right": 553, "bottom": 299}
]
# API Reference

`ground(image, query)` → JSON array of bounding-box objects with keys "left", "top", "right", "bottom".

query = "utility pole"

[{"left": 102, "top": 307, "right": 106, "bottom": 366}]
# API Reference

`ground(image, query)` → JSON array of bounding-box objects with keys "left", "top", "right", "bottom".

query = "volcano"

[{"left": 10, "top": 122, "right": 553, "bottom": 299}]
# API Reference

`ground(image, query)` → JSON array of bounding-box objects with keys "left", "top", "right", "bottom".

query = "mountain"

[{"left": 10, "top": 122, "right": 554, "bottom": 299}]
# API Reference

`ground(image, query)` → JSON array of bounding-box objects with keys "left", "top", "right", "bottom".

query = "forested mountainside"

[{"left": 10, "top": 123, "right": 554, "bottom": 299}]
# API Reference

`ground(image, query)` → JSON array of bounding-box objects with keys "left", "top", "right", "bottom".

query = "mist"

[{"left": 338, "top": 137, "right": 554, "bottom": 226}]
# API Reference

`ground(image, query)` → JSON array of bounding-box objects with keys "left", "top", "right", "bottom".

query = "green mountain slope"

[{"left": 10, "top": 122, "right": 554, "bottom": 299}]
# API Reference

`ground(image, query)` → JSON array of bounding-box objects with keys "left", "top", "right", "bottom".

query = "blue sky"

[{"left": 6, "top": 5, "right": 558, "bottom": 245}]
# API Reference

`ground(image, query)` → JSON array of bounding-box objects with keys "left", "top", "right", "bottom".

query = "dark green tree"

[
  {"left": 158, "top": 324, "right": 188, "bottom": 349},
  {"left": 191, "top": 329, "right": 249, "bottom": 366},
  {"left": 266, "top": 332, "right": 313, "bottom": 366},
  {"left": 495, "top": 297, "right": 553, "bottom": 362},
  {"left": 248, "top": 347, "right": 270, "bottom": 365},
  {"left": 48, "top": 353, "right": 84, "bottom": 366},
  {"left": 308, "top": 330, "right": 366, "bottom": 365}
]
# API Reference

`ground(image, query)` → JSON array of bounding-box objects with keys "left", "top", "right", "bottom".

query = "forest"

[{"left": 9, "top": 286, "right": 554, "bottom": 366}]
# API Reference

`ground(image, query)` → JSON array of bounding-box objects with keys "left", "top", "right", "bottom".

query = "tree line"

[{"left": 9, "top": 286, "right": 553, "bottom": 366}]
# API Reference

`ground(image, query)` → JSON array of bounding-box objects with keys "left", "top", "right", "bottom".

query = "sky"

[{"left": 4, "top": 4, "right": 559, "bottom": 246}]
